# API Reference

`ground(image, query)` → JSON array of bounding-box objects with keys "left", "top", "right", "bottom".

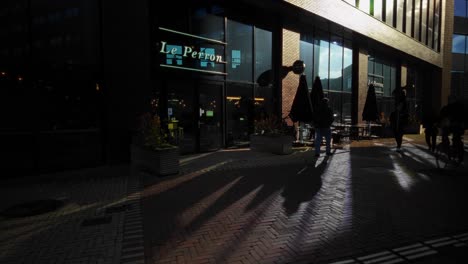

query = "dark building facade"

[{"left": 0, "top": 0, "right": 454, "bottom": 175}]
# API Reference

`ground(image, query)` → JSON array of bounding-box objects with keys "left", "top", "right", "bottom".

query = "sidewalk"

[{"left": 1, "top": 136, "right": 467, "bottom": 264}]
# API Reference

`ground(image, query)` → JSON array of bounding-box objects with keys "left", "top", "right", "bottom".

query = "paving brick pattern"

[
  {"left": 143, "top": 136, "right": 468, "bottom": 264},
  {"left": 0, "top": 165, "right": 131, "bottom": 264},
  {"left": 1, "top": 135, "right": 466, "bottom": 264}
]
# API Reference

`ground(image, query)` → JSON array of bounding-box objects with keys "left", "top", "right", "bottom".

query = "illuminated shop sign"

[{"left": 158, "top": 27, "right": 226, "bottom": 75}]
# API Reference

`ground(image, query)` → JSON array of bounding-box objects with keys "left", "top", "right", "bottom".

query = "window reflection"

[
  {"left": 455, "top": 0, "right": 468, "bottom": 17},
  {"left": 330, "top": 35, "right": 343, "bottom": 91},
  {"left": 386, "top": 0, "right": 394, "bottom": 26},
  {"left": 421, "top": 0, "right": 428, "bottom": 44},
  {"left": 414, "top": 0, "right": 421, "bottom": 41},
  {"left": 315, "top": 32, "right": 329, "bottom": 90},
  {"left": 452, "top": 34, "right": 467, "bottom": 54},
  {"left": 406, "top": 0, "right": 414, "bottom": 36},
  {"left": 300, "top": 31, "right": 352, "bottom": 124},
  {"left": 358, "top": 0, "right": 370, "bottom": 14},
  {"left": 396, "top": 0, "right": 405, "bottom": 32},
  {"left": 227, "top": 20, "right": 253, "bottom": 82}
]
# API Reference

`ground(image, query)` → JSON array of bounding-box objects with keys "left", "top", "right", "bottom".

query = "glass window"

[
  {"left": 421, "top": 0, "right": 428, "bottom": 44},
  {"left": 314, "top": 31, "right": 329, "bottom": 90},
  {"left": 343, "top": 40, "right": 353, "bottom": 93},
  {"left": 414, "top": 0, "right": 421, "bottom": 40},
  {"left": 227, "top": 20, "right": 253, "bottom": 82},
  {"left": 300, "top": 36, "right": 314, "bottom": 89},
  {"left": 428, "top": 0, "right": 434, "bottom": 48},
  {"left": 359, "top": 0, "right": 370, "bottom": 14},
  {"left": 254, "top": 27, "right": 272, "bottom": 84},
  {"left": 455, "top": 0, "right": 467, "bottom": 17},
  {"left": 374, "top": 0, "right": 383, "bottom": 19},
  {"left": 386, "top": 0, "right": 394, "bottom": 26},
  {"left": 434, "top": 0, "right": 441, "bottom": 51},
  {"left": 452, "top": 34, "right": 467, "bottom": 54},
  {"left": 396, "top": 0, "right": 405, "bottom": 32},
  {"left": 192, "top": 8, "right": 224, "bottom": 41},
  {"left": 406, "top": 0, "right": 414, "bottom": 36},
  {"left": 329, "top": 35, "right": 343, "bottom": 91}
]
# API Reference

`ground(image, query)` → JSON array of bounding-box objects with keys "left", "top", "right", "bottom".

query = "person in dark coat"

[
  {"left": 422, "top": 110, "right": 438, "bottom": 152},
  {"left": 390, "top": 88, "right": 408, "bottom": 152},
  {"left": 314, "top": 97, "right": 334, "bottom": 157}
]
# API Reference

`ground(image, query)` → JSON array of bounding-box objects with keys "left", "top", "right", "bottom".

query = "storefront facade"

[{"left": 152, "top": 0, "right": 452, "bottom": 154}]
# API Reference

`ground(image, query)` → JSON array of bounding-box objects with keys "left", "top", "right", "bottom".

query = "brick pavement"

[
  {"left": 0, "top": 165, "right": 141, "bottom": 264},
  {"left": 142, "top": 136, "right": 468, "bottom": 264},
  {"left": 1, "top": 135, "right": 466, "bottom": 264}
]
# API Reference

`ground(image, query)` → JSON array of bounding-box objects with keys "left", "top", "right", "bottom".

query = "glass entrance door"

[{"left": 198, "top": 81, "right": 223, "bottom": 152}]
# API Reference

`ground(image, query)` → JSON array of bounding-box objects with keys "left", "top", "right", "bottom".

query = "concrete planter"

[
  {"left": 130, "top": 144, "right": 179, "bottom": 176},
  {"left": 250, "top": 134, "right": 294, "bottom": 155}
]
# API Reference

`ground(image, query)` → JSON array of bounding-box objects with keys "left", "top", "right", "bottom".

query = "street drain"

[
  {"left": 0, "top": 199, "right": 64, "bottom": 218},
  {"left": 81, "top": 216, "right": 112, "bottom": 227}
]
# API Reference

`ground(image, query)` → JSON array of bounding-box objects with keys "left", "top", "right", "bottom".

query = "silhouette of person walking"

[
  {"left": 390, "top": 88, "right": 408, "bottom": 152},
  {"left": 314, "top": 97, "right": 334, "bottom": 157}
]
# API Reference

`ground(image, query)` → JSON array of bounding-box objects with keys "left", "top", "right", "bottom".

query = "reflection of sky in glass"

[
  {"left": 318, "top": 40, "right": 329, "bottom": 80},
  {"left": 455, "top": 0, "right": 467, "bottom": 17},
  {"left": 330, "top": 41, "right": 342, "bottom": 78},
  {"left": 300, "top": 41, "right": 313, "bottom": 89},
  {"left": 452, "top": 34, "right": 466, "bottom": 53},
  {"left": 166, "top": 45, "right": 183, "bottom": 65}
]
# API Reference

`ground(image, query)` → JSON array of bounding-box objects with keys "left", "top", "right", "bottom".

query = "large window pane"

[
  {"left": 254, "top": 27, "right": 272, "bottom": 83},
  {"left": 226, "top": 83, "right": 253, "bottom": 146},
  {"left": 227, "top": 20, "right": 253, "bottom": 82},
  {"left": 452, "top": 34, "right": 467, "bottom": 54},
  {"left": 343, "top": 40, "right": 353, "bottom": 93},
  {"left": 314, "top": 31, "right": 329, "bottom": 90},
  {"left": 329, "top": 35, "right": 343, "bottom": 91},
  {"left": 434, "top": 0, "right": 440, "bottom": 51},
  {"left": 414, "top": 0, "right": 421, "bottom": 40},
  {"left": 421, "top": 0, "right": 428, "bottom": 44},
  {"left": 374, "top": 0, "right": 383, "bottom": 19},
  {"left": 406, "top": 0, "right": 414, "bottom": 36},
  {"left": 342, "top": 92, "right": 352, "bottom": 124},
  {"left": 192, "top": 8, "right": 224, "bottom": 41},
  {"left": 428, "top": 0, "right": 434, "bottom": 48},
  {"left": 455, "top": 0, "right": 467, "bottom": 17},
  {"left": 396, "top": 0, "right": 405, "bottom": 31},
  {"left": 359, "top": 0, "right": 370, "bottom": 14},
  {"left": 300, "top": 35, "right": 314, "bottom": 90},
  {"left": 386, "top": 0, "right": 395, "bottom": 26},
  {"left": 254, "top": 27, "right": 273, "bottom": 120}
]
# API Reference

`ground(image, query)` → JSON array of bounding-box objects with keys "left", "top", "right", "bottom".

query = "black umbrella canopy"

[
  {"left": 289, "top": 75, "right": 314, "bottom": 123},
  {"left": 310, "top": 76, "right": 324, "bottom": 113},
  {"left": 362, "top": 84, "right": 379, "bottom": 122}
]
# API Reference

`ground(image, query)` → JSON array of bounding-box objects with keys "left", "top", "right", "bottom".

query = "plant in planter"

[
  {"left": 250, "top": 115, "right": 294, "bottom": 155},
  {"left": 131, "top": 112, "right": 179, "bottom": 176}
]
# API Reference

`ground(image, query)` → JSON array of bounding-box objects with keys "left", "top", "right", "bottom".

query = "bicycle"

[{"left": 434, "top": 134, "right": 464, "bottom": 169}]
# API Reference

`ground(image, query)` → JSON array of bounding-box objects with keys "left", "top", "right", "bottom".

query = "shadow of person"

[{"left": 280, "top": 156, "right": 328, "bottom": 216}]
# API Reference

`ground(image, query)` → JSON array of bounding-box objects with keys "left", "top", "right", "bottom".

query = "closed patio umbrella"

[
  {"left": 362, "top": 84, "right": 379, "bottom": 122},
  {"left": 310, "top": 76, "right": 325, "bottom": 122},
  {"left": 289, "top": 74, "right": 313, "bottom": 123}
]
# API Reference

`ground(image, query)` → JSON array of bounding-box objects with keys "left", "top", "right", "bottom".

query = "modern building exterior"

[
  {"left": 452, "top": 0, "right": 468, "bottom": 101},
  {"left": 0, "top": 0, "right": 454, "bottom": 175}
]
